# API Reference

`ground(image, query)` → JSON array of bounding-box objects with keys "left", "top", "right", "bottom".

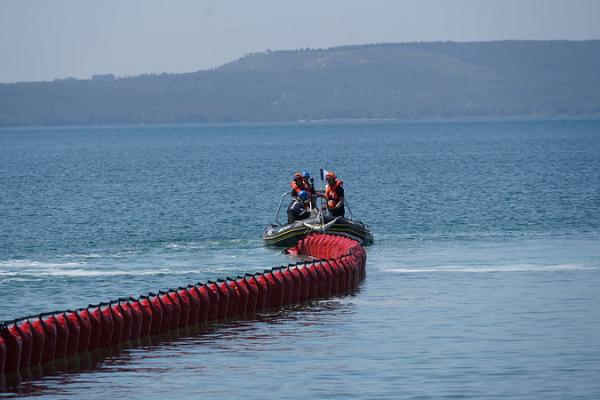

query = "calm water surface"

[{"left": 1, "top": 119, "right": 599, "bottom": 399}]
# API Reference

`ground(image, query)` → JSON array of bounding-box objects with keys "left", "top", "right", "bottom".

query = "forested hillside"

[{"left": 1, "top": 40, "right": 599, "bottom": 126}]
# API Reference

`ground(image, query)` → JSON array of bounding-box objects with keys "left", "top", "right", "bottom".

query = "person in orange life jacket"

[
  {"left": 324, "top": 171, "right": 345, "bottom": 218},
  {"left": 290, "top": 171, "right": 314, "bottom": 200},
  {"left": 287, "top": 190, "right": 310, "bottom": 223},
  {"left": 300, "top": 170, "right": 317, "bottom": 207}
]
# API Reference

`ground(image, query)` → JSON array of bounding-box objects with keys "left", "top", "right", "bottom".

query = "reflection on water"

[{"left": 1, "top": 297, "right": 356, "bottom": 397}]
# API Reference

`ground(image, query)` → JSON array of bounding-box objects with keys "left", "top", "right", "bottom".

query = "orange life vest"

[
  {"left": 291, "top": 179, "right": 313, "bottom": 197},
  {"left": 325, "top": 179, "right": 343, "bottom": 208}
]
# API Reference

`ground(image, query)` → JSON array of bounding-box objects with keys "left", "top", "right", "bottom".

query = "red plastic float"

[
  {"left": 87, "top": 307, "right": 103, "bottom": 351},
  {"left": 65, "top": 311, "right": 81, "bottom": 356},
  {"left": 28, "top": 319, "right": 45, "bottom": 367},
  {"left": 0, "top": 334, "right": 6, "bottom": 375},
  {"left": 76, "top": 310, "right": 92, "bottom": 353},
  {"left": 128, "top": 299, "right": 144, "bottom": 339},
  {"left": 117, "top": 301, "right": 133, "bottom": 343}
]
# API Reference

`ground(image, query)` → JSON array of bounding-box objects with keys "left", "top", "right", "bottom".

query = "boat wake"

[
  {"left": 0, "top": 267, "right": 205, "bottom": 279},
  {"left": 383, "top": 263, "right": 594, "bottom": 274}
]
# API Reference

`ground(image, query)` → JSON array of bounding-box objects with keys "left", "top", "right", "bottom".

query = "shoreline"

[{"left": 1, "top": 114, "right": 600, "bottom": 131}]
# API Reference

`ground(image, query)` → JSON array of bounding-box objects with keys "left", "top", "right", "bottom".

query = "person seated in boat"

[
  {"left": 324, "top": 171, "right": 345, "bottom": 218},
  {"left": 287, "top": 190, "right": 311, "bottom": 223}
]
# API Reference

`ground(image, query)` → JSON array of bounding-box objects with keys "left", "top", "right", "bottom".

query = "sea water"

[{"left": 1, "top": 119, "right": 599, "bottom": 399}]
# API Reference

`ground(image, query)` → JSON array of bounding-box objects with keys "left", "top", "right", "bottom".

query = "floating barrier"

[{"left": 0, "top": 233, "right": 366, "bottom": 377}]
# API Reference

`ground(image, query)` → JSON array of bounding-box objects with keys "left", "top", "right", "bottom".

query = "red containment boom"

[{"left": 0, "top": 233, "right": 366, "bottom": 376}]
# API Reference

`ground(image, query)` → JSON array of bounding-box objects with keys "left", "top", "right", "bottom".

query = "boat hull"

[{"left": 263, "top": 215, "right": 373, "bottom": 247}]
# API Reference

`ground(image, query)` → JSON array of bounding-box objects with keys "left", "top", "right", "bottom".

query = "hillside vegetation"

[{"left": 1, "top": 41, "right": 599, "bottom": 126}]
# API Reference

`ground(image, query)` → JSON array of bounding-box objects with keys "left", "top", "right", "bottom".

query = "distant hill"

[{"left": 1, "top": 40, "right": 600, "bottom": 127}]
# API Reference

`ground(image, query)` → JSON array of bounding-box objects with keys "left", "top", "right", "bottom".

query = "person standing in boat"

[
  {"left": 287, "top": 190, "right": 311, "bottom": 223},
  {"left": 324, "top": 171, "right": 345, "bottom": 218}
]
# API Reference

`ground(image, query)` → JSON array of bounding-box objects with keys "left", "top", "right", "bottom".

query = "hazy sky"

[{"left": 1, "top": 0, "right": 599, "bottom": 82}]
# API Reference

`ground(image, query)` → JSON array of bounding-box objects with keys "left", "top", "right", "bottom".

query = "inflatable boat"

[{"left": 263, "top": 192, "right": 373, "bottom": 247}]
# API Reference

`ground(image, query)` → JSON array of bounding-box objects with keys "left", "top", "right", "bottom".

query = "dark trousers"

[{"left": 329, "top": 207, "right": 345, "bottom": 218}]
